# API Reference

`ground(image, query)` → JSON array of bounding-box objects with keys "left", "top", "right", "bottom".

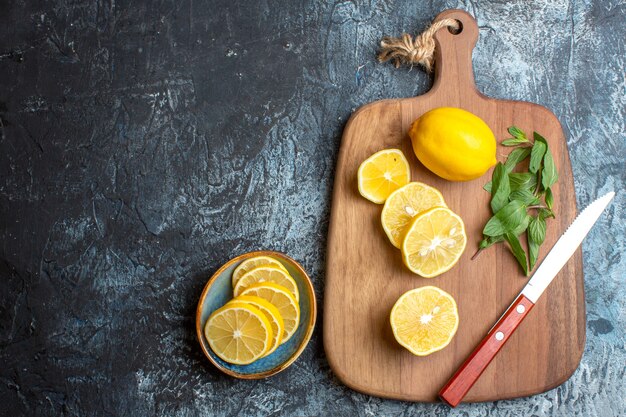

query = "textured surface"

[
  {"left": 0, "top": 0, "right": 623, "bottom": 416},
  {"left": 325, "top": 9, "right": 585, "bottom": 402}
]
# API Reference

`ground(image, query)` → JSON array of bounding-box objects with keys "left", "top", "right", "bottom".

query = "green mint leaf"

[
  {"left": 504, "top": 147, "right": 531, "bottom": 173},
  {"left": 490, "top": 163, "right": 510, "bottom": 213},
  {"left": 527, "top": 215, "right": 546, "bottom": 271},
  {"left": 536, "top": 170, "right": 543, "bottom": 194},
  {"left": 479, "top": 235, "right": 504, "bottom": 249},
  {"left": 545, "top": 187, "right": 554, "bottom": 209},
  {"left": 505, "top": 233, "right": 529, "bottom": 276},
  {"left": 483, "top": 200, "right": 527, "bottom": 236},
  {"left": 529, "top": 134, "right": 548, "bottom": 174},
  {"left": 475, "top": 235, "right": 506, "bottom": 260},
  {"left": 502, "top": 138, "right": 528, "bottom": 146},
  {"left": 533, "top": 131, "right": 548, "bottom": 142},
  {"left": 509, "top": 189, "right": 540, "bottom": 205},
  {"left": 511, "top": 214, "right": 531, "bottom": 235},
  {"left": 528, "top": 239, "right": 540, "bottom": 271},
  {"left": 508, "top": 126, "right": 527, "bottom": 140},
  {"left": 539, "top": 207, "right": 555, "bottom": 219},
  {"left": 483, "top": 216, "right": 505, "bottom": 236},
  {"left": 542, "top": 150, "right": 558, "bottom": 190},
  {"left": 509, "top": 172, "right": 537, "bottom": 192},
  {"left": 528, "top": 215, "right": 547, "bottom": 244},
  {"left": 478, "top": 128, "right": 557, "bottom": 276}
]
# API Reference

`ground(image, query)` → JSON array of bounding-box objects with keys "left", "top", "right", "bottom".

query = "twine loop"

[{"left": 377, "top": 18, "right": 460, "bottom": 72}]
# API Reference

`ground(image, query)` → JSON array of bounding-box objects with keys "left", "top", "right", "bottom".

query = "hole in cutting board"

[{"left": 448, "top": 19, "right": 463, "bottom": 35}]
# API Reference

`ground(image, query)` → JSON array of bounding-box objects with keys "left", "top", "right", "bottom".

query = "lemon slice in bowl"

[
  {"left": 381, "top": 182, "right": 447, "bottom": 248},
  {"left": 234, "top": 266, "right": 299, "bottom": 302},
  {"left": 358, "top": 149, "right": 410, "bottom": 204},
  {"left": 390, "top": 286, "right": 459, "bottom": 356},
  {"left": 240, "top": 283, "right": 300, "bottom": 343},
  {"left": 401, "top": 207, "right": 467, "bottom": 278},
  {"left": 229, "top": 295, "right": 285, "bottom": 357},
  {"left": 232, "top": 255, "right": 288, "bottom": 287},
  {"left": 204, "top": 301, "right": 274, "bottom": 365}
]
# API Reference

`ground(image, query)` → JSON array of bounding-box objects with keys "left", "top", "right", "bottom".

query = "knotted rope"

[{"left": 377, "top": 18, "right": 460, "bottom": 72}]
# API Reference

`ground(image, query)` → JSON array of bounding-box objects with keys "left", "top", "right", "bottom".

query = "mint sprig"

[{"left": 474, "top": 126, "right": 559, "bottom": 276}]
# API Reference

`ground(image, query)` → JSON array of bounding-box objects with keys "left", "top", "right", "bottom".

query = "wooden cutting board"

[{"left": 324, "top": 9, "right": 584, "bottom": 403}]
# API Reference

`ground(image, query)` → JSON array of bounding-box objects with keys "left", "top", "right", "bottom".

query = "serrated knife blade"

[
  {"left": 522, "top": 191, "right": 615, "bottom": 303},
  {"left": 439, "top": 191, "right": 615, "bottom": 407}
]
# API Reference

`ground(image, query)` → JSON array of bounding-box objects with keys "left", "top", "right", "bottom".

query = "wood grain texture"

[
  {"left": 324, "top": 9, "right": 585, "bottom": 403},
  {"left": 439, "top": 295, "right": 535, "bottom": 407}
]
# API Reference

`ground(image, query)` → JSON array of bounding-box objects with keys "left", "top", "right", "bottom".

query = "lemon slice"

[
  {"left": 381, "top": 182, "right": 447, "bottom": 248},
  {"left": 401, "top": 207, "right": 467, "bottom": 277},
  {"left": 390, "top": 286, "right": 459, "bottom": 356},
  {"left": 204, "top": 301, "right": 273, "bottom": 365},
  {"left": 240, "top": 283, "right": 300, "bottom": 343},
  {"left": 358, "top": 149, "right": 410, "bottom": 204},
  {"left": 229, "top": 295, "right": 285, "bottom": 357},
  {"left": 232, "top": 256, "right": 288, "bottom": 287},
  {"left": 234, "top": 266, "right": 299, "bottom": 302}
]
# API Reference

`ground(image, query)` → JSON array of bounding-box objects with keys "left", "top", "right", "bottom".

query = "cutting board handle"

[{"left": 430, "top": 10, "right": 480, "bottom": 100}]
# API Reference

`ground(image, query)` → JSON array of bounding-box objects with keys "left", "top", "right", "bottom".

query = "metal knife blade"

[
  {"left": 522, "top": 191, "right": 615, "bottom": 303},
  {"left": 439, "top": 191, "right": 615, "bottom": 407}
]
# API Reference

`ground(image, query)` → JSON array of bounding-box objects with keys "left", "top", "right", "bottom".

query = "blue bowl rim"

[{"left": 195, "top": 250, "right": 317, "bottom": 379}]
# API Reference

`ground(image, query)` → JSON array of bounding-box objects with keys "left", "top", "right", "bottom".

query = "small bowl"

[{"left": 196, "top": 251, "right": 317, "bottom": 379}]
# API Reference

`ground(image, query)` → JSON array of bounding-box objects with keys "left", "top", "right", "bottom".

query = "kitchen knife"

[{"left": 439, "top": 191, "right": 615, "bottom": 407}]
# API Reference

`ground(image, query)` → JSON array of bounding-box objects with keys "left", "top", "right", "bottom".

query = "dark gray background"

[{"left": 1, "top": 0, "right": 624, "bottom": 416}]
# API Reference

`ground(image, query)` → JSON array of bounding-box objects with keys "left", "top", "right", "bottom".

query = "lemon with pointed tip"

[{"left": 409, "top": 107, "right": 496, "bottom": 181}]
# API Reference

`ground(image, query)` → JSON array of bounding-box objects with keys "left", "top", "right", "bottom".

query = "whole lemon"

[{"left": 408, "top": 107, "right": 497, "bottom": 181}]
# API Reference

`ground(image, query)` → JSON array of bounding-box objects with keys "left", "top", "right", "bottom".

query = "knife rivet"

[
  {"left": 516, "top": 305, "right": 525, "bottom": 314},
  {"left": 495, "top": 331, "right": 504, "bottom": 341}
]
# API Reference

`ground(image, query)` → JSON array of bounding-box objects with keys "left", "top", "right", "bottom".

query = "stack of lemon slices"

[
  {"left": 358, "top": 149, "right": 467, "bottom": 277},
  {"left": 358, "top": 149, "right": 465, "bottom": 356},
  {"left": 204, "top": 256, "right": 300, "bottom": 365}
]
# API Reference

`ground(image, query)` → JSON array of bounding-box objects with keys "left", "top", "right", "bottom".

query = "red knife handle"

[{"left": 439, "top": 294, "right": 535, "bottom": 407}]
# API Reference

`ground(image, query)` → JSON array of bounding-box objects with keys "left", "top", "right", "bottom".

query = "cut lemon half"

[
  {"left": 240, "top": 283, "right": 300, "bottom": 343},
  {"left": 232, "top": 256, "right": 288, "bottom": 287},
  {"left": 204, "top": 301, "right": 273, "bottom": 365},
  {"left": 381, "top": 182, "right": 447, "bottom": 248},
  {"left": 234, "top": 266, "right": 299, "bottom": 302},
  {"left": 229, "top": 295, "right": 284, "bottom": 357},
  {"left": 390, "top": 286, "right": 459, "bottom": 356},
  {"left": 358, "top": 149, "right": 410, "bottom": 204},
  {"left": 401, "top": 207, "right": 467, "bottom": 277}
]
